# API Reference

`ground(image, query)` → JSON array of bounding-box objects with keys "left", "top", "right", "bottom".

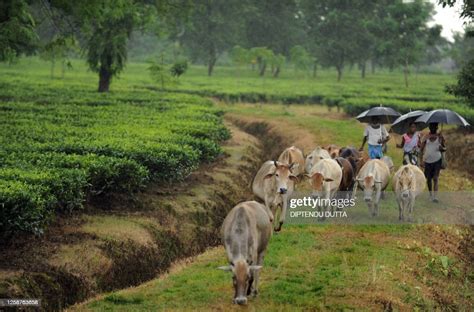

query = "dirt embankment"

[
  {"left": 0, "top": 120, "right": 288, "bottom": 311},
  {"left": 444, "top": 129, "right": 474, "bottom": 178}
]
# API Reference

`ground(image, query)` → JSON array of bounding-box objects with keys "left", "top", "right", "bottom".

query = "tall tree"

[
  {"left": 0, "top": 0, "right": 37, "bottom": 62},
  {"left": 303, "top": 0, "right": 362, "bottom": 81},
  {"left": 49, "top": 0, "right": 156, "bottom": 92},
  {"left": 180, "top": 0, "right": 244, "bottom": 76},
  {"left": 244, "top": 0, "right": 305, "bottom": 56}
]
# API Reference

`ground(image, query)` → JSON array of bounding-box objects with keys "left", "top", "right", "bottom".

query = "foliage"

[
  {"left": 0, "top": 60, "right": 230, "bottom": 237},
  {"left": 0, "top": 0, "right": 38, "bottom": 63},
  {"left": 179, "top": 0, "right": 242, "bottom": 76},
  {"left": 447, "top": 58, "right": 474, "bottom": 108},
  {"left": 170, "top": 59, "right": 188, "bottom": 78},
  {"left": 39, "top": 36, "right": 77, "bottom": 78},
  {"left": 290, "top": 45, "right": 312, "bottom": 73}
]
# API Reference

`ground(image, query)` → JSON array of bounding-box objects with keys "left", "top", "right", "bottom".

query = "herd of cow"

[{"left": 219, "top": 145, "right": 426, "bottom": 305}]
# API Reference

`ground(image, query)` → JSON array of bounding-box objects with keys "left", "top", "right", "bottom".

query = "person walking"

[
  {"left": 420, "top": 123, "right": 446, "bottom": 203},
  {"left": 396, "top": 121, "right": 421, "bottom": 165},
  {"left": 359, "top": 117, "right": 390, "bottom": 159}
]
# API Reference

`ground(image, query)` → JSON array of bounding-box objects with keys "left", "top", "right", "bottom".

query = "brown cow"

[{"left": 335, "top": 157, "right": 354, "bottom": 197}]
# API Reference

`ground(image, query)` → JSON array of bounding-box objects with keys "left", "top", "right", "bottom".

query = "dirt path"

[{"left": 71, "top": 105, "right": 473, "bottom": 311}]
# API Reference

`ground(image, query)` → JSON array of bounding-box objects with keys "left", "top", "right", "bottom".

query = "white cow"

[
  {"left": 305, "top": 147, "right": 331, "bottom": 173},
  {"left": 353, "top": 159, "right": 390, "bottom": 217},
  {"left": 219, "top": 201, "right": 272, "bottom": 305},
  {"left": 252, "top": 161, "right": 298, "bottom": 231},
  {"left": 278, "top": 146, "right": 305, "bottom": 177},
  {"left": 306, "top": 158, "right": 342, "bottom": 208},
  {"left": 392, "top": 165, "right": 425, "bottom": 221}
]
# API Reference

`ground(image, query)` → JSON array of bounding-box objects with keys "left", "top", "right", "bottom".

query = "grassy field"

[
  {"left": 73, "top": 103, "right": 473, "bottom": 311},
  {"left": 167, "top": 65, "right": 474, "bottom": 125},
  {"left": 0, "top": 59, "right": 229, "bottom": 237}
]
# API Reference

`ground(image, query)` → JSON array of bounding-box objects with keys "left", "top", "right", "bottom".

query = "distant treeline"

[{"left": 1, "top": 0, "right": 473, "bottom": 91}]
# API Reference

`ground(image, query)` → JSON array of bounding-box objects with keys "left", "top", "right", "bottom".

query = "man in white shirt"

[{"left": 359, "top": 117, "right": 390, "bottom": 159}]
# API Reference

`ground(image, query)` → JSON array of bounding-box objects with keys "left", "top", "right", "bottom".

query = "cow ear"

[
  {"left": 249, "top": 265, "right": 262, "bottom": 271},
  {"left": 289, "top": 175, "right": 299, "bottom": 182},
  {"left": 324, "top": 178, "right": 334, "bottom": 182},
  {"left": 217, "top": 266, "right": 232, "bottom": 271},
  {"left": 264, "top": 173, "right": 274, "bottom": 179}
]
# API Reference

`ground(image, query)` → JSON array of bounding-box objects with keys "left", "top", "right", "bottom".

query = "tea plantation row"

[{"left": 0, "top": 78, "right": 229, "bottom": 237}]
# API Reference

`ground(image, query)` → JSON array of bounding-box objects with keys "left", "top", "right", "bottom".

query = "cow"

[
  {"left": 353, "top": 159, "right": 390, "bottom": 217},
  {"left": 335, "top": 157, "right": 354, "bottom": 198},
  {"left": 306, "top": 158, "right": 342, "bottom": 209},
  {"left": 252, "top": 160, "right": 298, "bottom": 231},
  {"left": 392, "top": 165, "right": 426, "bottom": 221},
  {"left": 381, "top": 156, "right": 395, "bottom": 173},
  {"left": 325, "top": 144, "right": 340, "bottom": 159},
  {"left": 305, "top": 147, "right": 331, "bottom": 173},
  {"left": 278, "top": 146, "right": 305, "bottom": 177},
  {"left": 219, "top": 201, "right": 272, "bottom": 305},
  {"left": 339, "top": 146, "right": 368, "bottom": 175}
]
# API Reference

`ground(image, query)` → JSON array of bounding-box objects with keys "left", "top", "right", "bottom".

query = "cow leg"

[
  {"left": 264, "top": 195, "right": 275, "bottom": 224},
  {"left": 374, "top": 186, "right": 382, "bottom": 217},
  {"left": 408, "top": 197, "right": 415, "bottom": 222},
  {"left": 251, "top": 252, "right": 265, "bottom": 297},
  {"left": 275, "top": 197, "right": 287, "bottom": 232},
  {"left": 397, "top": 198, "right": 403, "bottom": 221}
]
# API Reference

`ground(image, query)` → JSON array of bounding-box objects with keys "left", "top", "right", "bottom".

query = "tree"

[
  {"left": 250, "top": 47, "right": 274, "bottom": 76},
  {"left": 49, "top": 0, "right": 156, "bottom": 92},
  {"left": 244, "top": 0, "right": 305, "bottom": 57},
  {"left": 303, "top": 0, "right": 363, "bottom": 81},
  {"left": 0, "top": 0, "right": 37, "bottom": 63},
  {"left": 290, "top": 45, "right": 312, "bottom": 75},
  {"left": 230, "top": 45, "right": 251, "bottom": 73},
  {"left": 447, "top": 58, "right": 474, "bottom": 107},
  {"left": 39, "top": 36, "right": 77, "bottom": 78},
  {"left": 180, "top": 0, "right": 244, "bottom": 76},
  {"left": 448, "top": 31, "right": 474, "bottom": 69}
]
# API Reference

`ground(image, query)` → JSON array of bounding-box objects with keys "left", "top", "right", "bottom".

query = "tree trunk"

[
  {"left": 403, "top": 57, "right": 409, "bottom": 88},
  {"left": 98, "top": 66, "right": 111, "bottom": 92},
  {"left": 312, "top": 62, "right": 317, "bottom": 78},
  {"left": 208, "top": 57, "right": 216, "bottom": 76},
  {"left": 336, "top": 66, "right": 343, "bottom": 82},
  {"left": 371, "top": 59, "right": 375, "bottom": 74},
  {"left": 273, "top": 66, "right": 280, "bottom": 78},
  {"left": 259, "top": 62, "right": 266, "bottom": 76},
  {"left": 360, "top": 62, "right": 366, "bottom": 79},
  {"left": 50, "top": 58, "right": 55, "bottom": 79}
]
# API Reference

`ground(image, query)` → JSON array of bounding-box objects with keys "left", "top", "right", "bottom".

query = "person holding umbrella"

[
  {"left": 356, "top": 106, "right": 400, "bottom": 159},
  {"left": 359, "top": 116, "right": 391, "bottom": 159},
  {"left": 416, "top": 109, "right": 470, "bottom": 203},
  {"left": 419, "top": 123, "right": 446, "bottom": 203},
  {"left": 391, "top": 110, "right": 425, "bottom": 166}
]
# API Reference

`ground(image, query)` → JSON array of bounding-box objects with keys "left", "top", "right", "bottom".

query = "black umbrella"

[
  {"left": 415, "top": 109, "right": 470, "bottom": 127},
  {"left": 356, "top": 106, "right": 401, "bottom": 124},
  {"left": 390, "top": 110, "right": 426, "bottom": 135}
]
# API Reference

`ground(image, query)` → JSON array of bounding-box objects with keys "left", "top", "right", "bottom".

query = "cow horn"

[{"left": 273, "top": 160, "right": 278, "bottom": 168}]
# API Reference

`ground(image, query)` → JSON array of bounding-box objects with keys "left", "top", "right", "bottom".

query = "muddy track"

[{"left": 0, "top": 118, "right": 290, "bottom": 311}]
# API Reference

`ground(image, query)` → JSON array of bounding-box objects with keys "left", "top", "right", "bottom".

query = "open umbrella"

[
  {"left": 415, "top": 109, "right": 470, "bottom": 127},
  {"left": 390, "top": 110, "right": 426, "bottom": 135},
  {"left": 356, "top": 106, "right": 401, "bottom": 124}
]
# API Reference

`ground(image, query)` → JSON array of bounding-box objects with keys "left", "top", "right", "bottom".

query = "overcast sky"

[{"left": 428, "top": 0, "right": 466, "bottom": 41}]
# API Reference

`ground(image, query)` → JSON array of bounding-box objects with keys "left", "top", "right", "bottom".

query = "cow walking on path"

[{"left": 219, "top": 201, "right": 273, "bottom": 305}]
